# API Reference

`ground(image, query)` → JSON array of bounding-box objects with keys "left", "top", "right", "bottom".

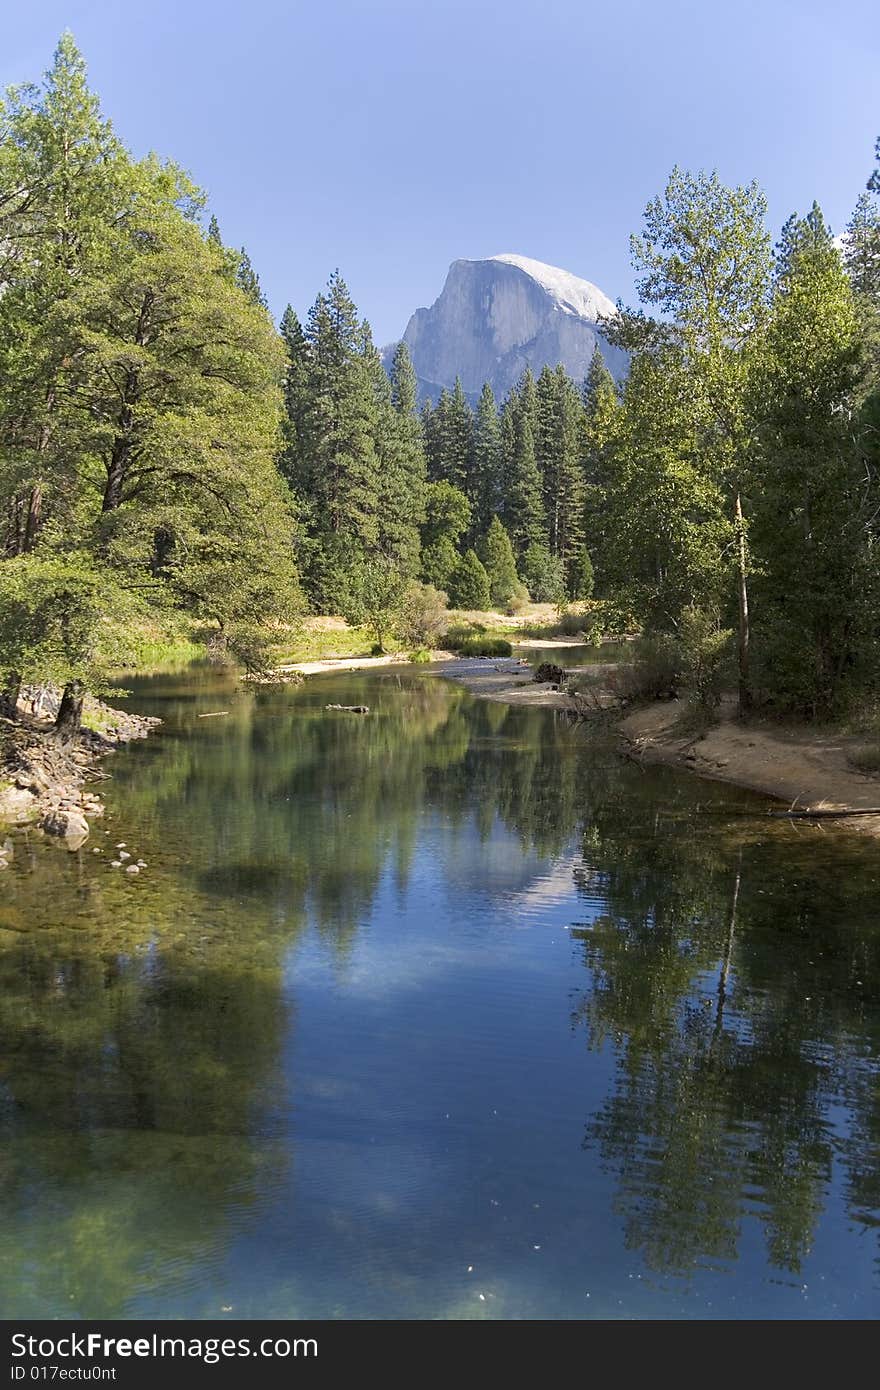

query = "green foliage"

[
  {"left": 478, "top": 516, "right": 519, "bottom": 607},
  {"left": 420, "top": 481, "right": 471, "bottom": 591},
  {"left": 521, "top": 543, "right": 566, "bottom": 606},
  {"left": 340, "top": 557, "right": 407, "bottom": 652},
  {"left": 608, "top": 634, "right": 683, "bottom": 703},
  {"left": 408, "top": 648, "right": 432, "bottom": 664},
  {"left": 678, "top": 607, "right": 733, "bottom": 711},
  {"left": 392, "top": 582, "right": 449, "bottom": 650},
  {"left": 749, "top": 204, "right": 876, "bottom": 718},
  {"left": 0, "top": 553, "right": 140, "bottom": 696},
  {"left": 447, "top": 549, "right": 490, "bottom": 611},
  {"left": 0, "top": 35, "right": 301, "bottom": 698},
  {"left": 572, "top": 547, "right": 594, "bottom": 601},
  {"left": 449, "top": 636, "right": 512, "bottom": 658}
]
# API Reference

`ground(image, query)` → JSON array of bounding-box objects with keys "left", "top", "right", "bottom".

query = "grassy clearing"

[{"left": 270, "top": 619, "right": 378, "bottom": 664}]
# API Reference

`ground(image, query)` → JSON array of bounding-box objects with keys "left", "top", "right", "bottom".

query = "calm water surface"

[{"left": 1, "top": 666, "right": 878, "bottom": 1319}]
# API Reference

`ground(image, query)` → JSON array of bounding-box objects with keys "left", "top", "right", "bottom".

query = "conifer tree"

[
  {"left": 365, "top": 333, "right": 424, "bottom": 577},
  {"left": 279, "top": 304, "right": 311, "bottom": 496},
  {"left": 299, "top": 271, "right": 380, "bottom": 608},
  {"left": 750, "top": 205, "right": 876, "bottom": 715},
  {"left": 422, "top": 378, "right": 473, "bottom": 493},
  {"left": 236, "top": 246, "right": 268, "bottom": 308},
  {"left": 535, "top": 365, "right": 587, "bottom": 594},
  {"left": 582, "top": 348, "right": 621, "bottom": 591},
  {"left": 478, "top": 516, "right": 519, "bottom": 608},
  {"left": 447, "top": 548, "right": 490, "bottom": 611},
  {"left": 470, "top": 384, "right": 504, "bottom": 538},
  {"left": 501, "top": 370, "right": 546, "bottom": 558}
]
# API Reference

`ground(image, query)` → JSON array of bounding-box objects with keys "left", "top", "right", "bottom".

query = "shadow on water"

[{"left": 0, "top": 664, "right": 877, "bottom": 1317}]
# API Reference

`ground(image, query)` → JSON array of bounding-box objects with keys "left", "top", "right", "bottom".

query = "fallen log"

[
  {"left": 325, "top": 704, "right": 370, "bottom": 714},
  {"left": 768, "top": 806, "right": 880, "bottom": 819},
  {"left": 197, "top": 711, "right": 229, "bottom": 718}
]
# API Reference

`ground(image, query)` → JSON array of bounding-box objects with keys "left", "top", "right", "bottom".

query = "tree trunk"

[
  {"left": 53, "top": 680, "right": 84, "bottom": 743},
  {"left": 0, "top": 671, "right": 21, "bottom": 720},
  {"left": 102, "top": 436, "right": 130, "bottom": 512},
  {"left": 23, "top": 482, "right": 43, "bottom": 552},
  {"left": 734, "top": 491, "right": 751, "bottom": 714}
]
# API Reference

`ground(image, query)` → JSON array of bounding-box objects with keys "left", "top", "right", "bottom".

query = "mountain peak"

[
  {"left": 387, "top": 254, "right": 626, "bottom": 406},
  {"left": 487, "top": 254, "right": 618, "bottom": 323}
]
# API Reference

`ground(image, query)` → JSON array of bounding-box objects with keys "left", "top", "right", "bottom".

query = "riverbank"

[
  {"left": 0, "top": 689, "right": 159, "bottom": 851},
  {"left": 427, "top": 653, "right": 880, "bottom": 827}
]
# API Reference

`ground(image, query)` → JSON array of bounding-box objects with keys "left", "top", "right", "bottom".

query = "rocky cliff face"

[{"left": 386, "top": 253, "right": 627, "bottom": 403}]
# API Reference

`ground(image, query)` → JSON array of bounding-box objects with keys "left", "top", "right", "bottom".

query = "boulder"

[{"left": 42, "top": 808, "right": 89, "bottom": 846}]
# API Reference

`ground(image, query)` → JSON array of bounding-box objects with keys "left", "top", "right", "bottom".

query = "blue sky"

[{"left": 3, "top": 1, "right": 878, "bottom": 342}]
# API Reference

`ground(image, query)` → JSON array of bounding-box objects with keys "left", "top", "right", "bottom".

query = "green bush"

[
  {"left": 678, "top": 607, "right": 733, "bottom": 711},
  {"left": 392, "top": 582, "right": 449, "bottom": 649},
  {"left": 408, "top": 648, "right": 432, "bottom": 664},
  {"left": 608, "top": 634, "right": 683, "bottom": 702},
  {"left": 454, "top": 636, "right": 512, "bottom": 658}
]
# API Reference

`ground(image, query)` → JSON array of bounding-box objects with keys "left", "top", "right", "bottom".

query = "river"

[{"left": 0, "top": 665, "right": 878, "bottom": 1318}]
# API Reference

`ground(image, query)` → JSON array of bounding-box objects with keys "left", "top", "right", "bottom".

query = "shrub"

[
  {"left": 454, "top": 636, "right": 512, "bottom": 657},
  {"left": 678, "top": 607, "right": 733, "bottom": 711},
  {"left": 607, "top": 634, "right": 683, "bottom": 702},
  {"left": 408, "top": 648, "right": 432, "bottom": 664},
  {"left": 393, "top": 582, "right": 449, "bottom": 649},
  {"left": 849, "top": 744, "right": 880, "bottom": 773}
]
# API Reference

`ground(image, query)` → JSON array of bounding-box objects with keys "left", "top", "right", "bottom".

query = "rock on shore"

[{"left": 0, "top": 688, "right": 160, "bottom": 849}]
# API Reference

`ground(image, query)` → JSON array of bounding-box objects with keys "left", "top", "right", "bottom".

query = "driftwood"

[
  {"left": 768, "top": 806, "right": 880, "bottom": 820},
  {"left": 197, "top": 711, "right": 229, "bottom": 718},
  {"left": 325, "top": 704, "right": 370, "bottom": 714}
]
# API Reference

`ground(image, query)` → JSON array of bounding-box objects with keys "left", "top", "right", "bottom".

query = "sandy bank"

[
  {"left": 618, "top": 700, "right": 880, "bottom": 823},
  {"left": 277, "top": 651, "right": 456, "bottom": 676}
]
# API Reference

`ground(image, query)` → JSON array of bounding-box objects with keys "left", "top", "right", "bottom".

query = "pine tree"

[
  {"left": 366, "top": 333, "right": 424, "bottom": 577},
  {"left": 447, "top": 548, "right": 490, "bottom": 610},
  {"left": 471, "top": 383, "right": 504, "bottom": 538},
  {"left": 535, "top": 365, "right": 587, "bottom": 594},
  {"left": 236, "top": 246, "right": 267, "bottom": 308},
  {"left": 207, "top": 214, "right": 223, "bottom": 244},
  {"left": 390, "top": 341, "right": 419, "bottom": 416},
  {"left": 422, "top": 378, "right": 473, "bottom": 492},
  {"left": 478, "top": 516, "right": 519, "bottom": 608},
  {"left": 300, "top": 271, "right": 380, "bottom": 609},
  {"left": 750, "top": 205, "right": 876, "bottom": 716},
  {"left": 501, "top": 370, "right": 546, "bottom": 557},
  {"left": 279, "top": 304, "right": 311, "bottom": 496},
  {"left": 581, "top": 347, "right": 621, "bottom": 592},
  {"left": 572, "top": 546, "right": 594, "bottom": 601}
]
